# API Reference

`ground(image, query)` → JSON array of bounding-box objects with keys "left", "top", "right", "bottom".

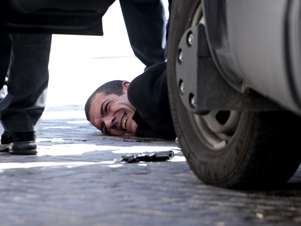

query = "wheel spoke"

[{"left": 193, "top": 111, "right": 240, "bottom": 150}]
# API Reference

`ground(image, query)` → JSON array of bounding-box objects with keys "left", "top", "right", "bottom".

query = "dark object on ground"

[{"left": 121, "top": 150, "right": 174, "bottom": 163}]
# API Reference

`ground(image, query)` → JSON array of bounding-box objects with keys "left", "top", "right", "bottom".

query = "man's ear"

[{"left": 122, "top": 81, "right": 130, "bottom": 92}]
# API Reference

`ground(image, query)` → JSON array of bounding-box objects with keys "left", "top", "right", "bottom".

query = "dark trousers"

[
  {"left": 0, "top": 33, "right": 11, "bottom": 87},
  {"left": 0, "top": 33, "right": 51, "bottom": 133},
  {"left": 120, "top": 0, "right": 167, "bottom": 67}
]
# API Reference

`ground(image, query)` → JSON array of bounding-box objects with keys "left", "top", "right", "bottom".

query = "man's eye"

[{"left": 104, "top": 102, "right": 109, "bottom": 113}]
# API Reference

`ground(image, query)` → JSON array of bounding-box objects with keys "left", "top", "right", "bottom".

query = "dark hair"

[{"left": 85, "top": 80, "right": 124, "bottom": 121}]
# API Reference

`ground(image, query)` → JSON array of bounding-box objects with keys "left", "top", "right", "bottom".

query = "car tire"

[{"left": 167, "top": 0, "right": 301, "bottom": 188}]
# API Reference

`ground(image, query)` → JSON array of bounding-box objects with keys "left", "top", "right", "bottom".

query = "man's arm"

[{"left": 128, "top": 62, "right": 176, "bottom": 140}]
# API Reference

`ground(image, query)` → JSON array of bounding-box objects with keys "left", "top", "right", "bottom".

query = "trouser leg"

[
  {"left": 119, "top": 0, "right": 166, "bottom": 67},
  {"left": 168, "top": 0, "right": 172, "bottom": 12},
  {"left": 0, "top": 32, "right": 11, "bottom": 89},
  {"left": 0, "top": 33, "right": 51, "bottom": 134}
]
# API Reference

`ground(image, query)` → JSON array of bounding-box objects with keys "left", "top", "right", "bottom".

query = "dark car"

[
  {"left": 0, "top": 0, "right": 115, "bottom": 35},
  {"left": 167, "top": 0, "right": 301, "bottom": 188},
  {"left": 2, "top": 0, "right": 301, "bottom": 188}
]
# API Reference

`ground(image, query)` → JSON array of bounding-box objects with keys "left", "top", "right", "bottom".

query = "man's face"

[{"left": 88, "top": 83, "right": 137, "bottom": 136}]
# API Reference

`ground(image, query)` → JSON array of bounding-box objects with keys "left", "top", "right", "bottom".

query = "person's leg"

[
  {"left": 119, "top": 0, "right": 167, "bottom": 67},
  {"left": 0, "top": 32, "right": 12, "bottom": 152},
  {"left": 168, "top": 0, "right": 172, "bottom": 13},
  {"left": 0, "top": 33, "right": 52, "bottom": 155},
  {"left": 0, "top": 32, "right": 11, "bottom": 90}
]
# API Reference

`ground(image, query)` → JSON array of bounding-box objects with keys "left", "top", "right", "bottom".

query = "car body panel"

[{"left": 204, "top": 0, "right": 301, "bottom": 114}]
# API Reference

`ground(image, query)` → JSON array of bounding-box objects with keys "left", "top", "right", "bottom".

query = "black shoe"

[
  {"left": 1, "top": 131, "right": 37, "bottom": 155},
  {"left": 0, "top": 131, "right": 12, "bottom": 152},
  {"left": 11, "top": 140, "right": 37, "bottom": 155}
]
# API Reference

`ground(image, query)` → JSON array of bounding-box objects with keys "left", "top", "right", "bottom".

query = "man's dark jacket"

[{"left": 128, "top": 62, "right": 176, "bottom": 140}]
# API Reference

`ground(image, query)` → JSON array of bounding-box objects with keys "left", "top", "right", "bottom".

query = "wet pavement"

[
  {"left": 0, "top": 105, "right": 301, "bottom": 226},
  {"left": 2, "top": 2, "right": 301, "bottom": 223}
]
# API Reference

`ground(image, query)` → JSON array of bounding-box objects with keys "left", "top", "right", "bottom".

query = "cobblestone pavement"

[{"left": 1, "top": 105, "right": 301, "bottom": 226}]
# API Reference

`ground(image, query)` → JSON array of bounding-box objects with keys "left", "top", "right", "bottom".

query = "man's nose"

[
  {"left": 103, "top": 115, "right": 116, "bottom": 129},
  {"left": 103, "top": 116, "right": 112, "bottom": 128}
]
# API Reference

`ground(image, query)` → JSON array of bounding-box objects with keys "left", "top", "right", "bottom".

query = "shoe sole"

[{"left": 10, "top": 141, "right": 37, "bottom": 155}]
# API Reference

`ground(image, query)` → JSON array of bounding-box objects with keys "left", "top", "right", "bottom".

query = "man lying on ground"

[{"left": 85, "top": 62, "right": 176, "bottom": 140}]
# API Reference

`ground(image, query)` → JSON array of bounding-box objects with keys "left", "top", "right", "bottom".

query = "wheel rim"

[
  {"left": 185, "top": 2, "right": 241, "bottom": 151},
  {"left": 193, "top": 111, "right": 240, "bottom": 150}
]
